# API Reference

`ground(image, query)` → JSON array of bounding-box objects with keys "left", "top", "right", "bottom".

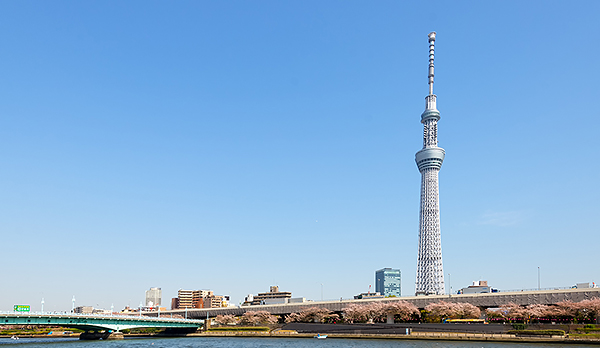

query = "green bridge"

[{"left": 1, "top": 313, "right": 203, "bottom": 340}]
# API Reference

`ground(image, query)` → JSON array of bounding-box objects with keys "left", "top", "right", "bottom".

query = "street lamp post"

[
  {"left": 538, "top": 267, "right": 540, "bottom": 290},
  {"left": 448, "top": 273, "right": 452, "bottom": 295},
  {"left": 72, "top": 296, "right": 75, "bottom": 313},
  {"left": 321, "top": 284, "right": 323, "bottom": 301}
]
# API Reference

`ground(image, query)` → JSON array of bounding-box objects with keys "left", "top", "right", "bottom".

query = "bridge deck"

[{"left": 1, "top": 313, "right": 203, "bottom": 331}]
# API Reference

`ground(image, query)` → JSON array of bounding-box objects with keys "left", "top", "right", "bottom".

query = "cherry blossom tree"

[
  {"left": 298, "top": 307, "right": 332, "bottom": 323},
  {"left": 240, "top": 311, "right": 278, "bottom": 326},
  {"left": 240, "top": 312, "right": 259, "bottom": 326},
  {"left": 455, "top": 303, "right": 481, "bottom": 319},
  {"left": 342, "top": 304, "right": 368, "bottom": 323},
  {"left": 425, "top": 301, "right": 480, "bottom": 322},
  {"left": 500, "top": 302, "right": 528, "bottom": 320},
  {"left": 325, "top": 313, "right": 340, "bottom": 323},
  {"left": 495, "top": 301, "right": 594, "bottom": 323},
  {"left": 284, "top": 313, "right": 301, "bottom": 323},
  {"left": 214, "top": 314, "right": 236, "bottom": 326},
  {"left": 383, "top": 301, "right": 420, "bottom": 323},
  {"left": 364, "top": 302, "right": 386, "bottom": 323},
  {"left": 525, "top": 304, "right": 549, "bottom": 320},
  {"left": 486, "top": 308, "right": 504, "bottom": 319},
  {"left": 425, "top": 301, "right": 458, "bottom": 322},
  {"left": 548, "top": 300, "right": 578, "bottom": 321},
  {"left": 285, "top": 307, "right": 339, "bottom": 323},
  {"left": 575, "top": 297, "right": 600, "bottom": 322}
]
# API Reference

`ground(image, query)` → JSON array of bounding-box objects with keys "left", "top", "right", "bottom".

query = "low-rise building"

[
  {"left": 73, "top": 306, "right": 93, "bottom": 314},
  {"left": 171, "top": 289, "right": 224, "bottom": 309},
  {"left": 92, "top": 308, "right": 112, "bottom": 315},
  {"left": 203, "top": 295, "right": 224, "bottom": 308},
  {"left": 354, "top": 292, "right": 384, "bottom": 299},
  {"left": 244, "top": 286, "right": 292, "bottom": 306},
  {"left": 458, "top": 280, "right": 496, "bottom": 294},
  {"left": 170, "top": 298, "right": 179, "bottom": 310}
]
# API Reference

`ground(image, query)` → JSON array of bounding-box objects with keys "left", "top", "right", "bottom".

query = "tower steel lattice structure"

[{"left": 415, "top": 32, "right": 445, "bottom": 295}]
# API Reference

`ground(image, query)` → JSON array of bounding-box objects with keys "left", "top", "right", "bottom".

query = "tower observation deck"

[{"left": 415, "top": 32, "right": 445, "bottom": 295}]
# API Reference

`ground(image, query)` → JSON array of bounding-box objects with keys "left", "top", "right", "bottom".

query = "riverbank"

[
  {"left": 4, "top": 330, "right": 600, "bottom": 344},
  {"left": 191, "top": 330, "right": 600, "bottom": 344}
]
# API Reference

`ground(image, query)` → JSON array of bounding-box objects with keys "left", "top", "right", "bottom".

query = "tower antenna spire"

[{"left": 428, "top": 32, "right": 436, "bottom": 95}]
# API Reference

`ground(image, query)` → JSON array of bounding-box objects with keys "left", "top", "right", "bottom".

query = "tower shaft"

[{"left": 415, "top": 32, "right": 445, "bottom": 295}]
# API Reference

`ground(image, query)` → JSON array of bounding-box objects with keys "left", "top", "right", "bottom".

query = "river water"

[{"left": 0, "top": 337, "right": 596, "bottom": 348}]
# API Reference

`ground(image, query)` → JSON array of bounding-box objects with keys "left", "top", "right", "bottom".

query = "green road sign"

[{"left": 14, "top": 305, "right": 30, "bottom": 312}]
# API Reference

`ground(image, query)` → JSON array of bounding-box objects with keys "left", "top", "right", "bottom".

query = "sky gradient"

[{"left": 1, "top": 0, "right": 599, "bottom": 311}]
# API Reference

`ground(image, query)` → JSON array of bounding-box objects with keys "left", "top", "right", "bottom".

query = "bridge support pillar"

[
  {"left": 387, "top": 313, "right": 394, "bottom": 324},
  {"left": 105, "top": 332, "right": 124, "bottom": 340}
]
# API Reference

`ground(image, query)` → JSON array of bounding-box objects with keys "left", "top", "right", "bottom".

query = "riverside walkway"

[
  {"left": 1, "top": 312, "right": 202, "bottom": 340},
  {"left": 155, "top": 287, "right": 600, "bottom": 319}
]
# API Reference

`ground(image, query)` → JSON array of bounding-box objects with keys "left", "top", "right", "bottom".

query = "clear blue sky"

[{"left": 1, "top": 0, "right": 598, "bottom": 312}]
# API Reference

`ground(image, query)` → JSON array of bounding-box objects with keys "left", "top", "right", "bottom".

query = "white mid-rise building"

[{"left": 145, "top": 287, "right": 162, "bottom": 307}]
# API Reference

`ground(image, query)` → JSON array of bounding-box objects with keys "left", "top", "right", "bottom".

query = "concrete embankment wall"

[{"left": 191, "top": 331, "right": 600, "bottom": 344}]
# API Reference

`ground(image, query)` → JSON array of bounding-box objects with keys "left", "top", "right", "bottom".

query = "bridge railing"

[
  {"left": 0, "top": 311, "right": 202, "bottom": 323},
  {"left": 491, "top": 286, "right": 574, "bottom": 293}
]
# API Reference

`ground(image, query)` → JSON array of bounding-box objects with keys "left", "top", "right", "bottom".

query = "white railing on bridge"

[
  {"left": 492, "top": 286, "right": 574, "bottom": 293},
  {"left": 0, "top": 311, "right": 202, "bottom": 323}
]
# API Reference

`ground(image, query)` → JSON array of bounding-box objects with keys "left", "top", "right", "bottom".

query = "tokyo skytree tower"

[{"left": 415, "top": 32, "right": 445, "bottom": 295}]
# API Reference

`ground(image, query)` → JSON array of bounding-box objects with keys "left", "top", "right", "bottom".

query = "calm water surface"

[{"left": 0, "top": 337, "right": 596, "bottom": 348}]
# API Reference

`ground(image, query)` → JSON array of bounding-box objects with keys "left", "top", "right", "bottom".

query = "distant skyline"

[{"left": 1, "top": 0, "right": 599, "bottom": 312}]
